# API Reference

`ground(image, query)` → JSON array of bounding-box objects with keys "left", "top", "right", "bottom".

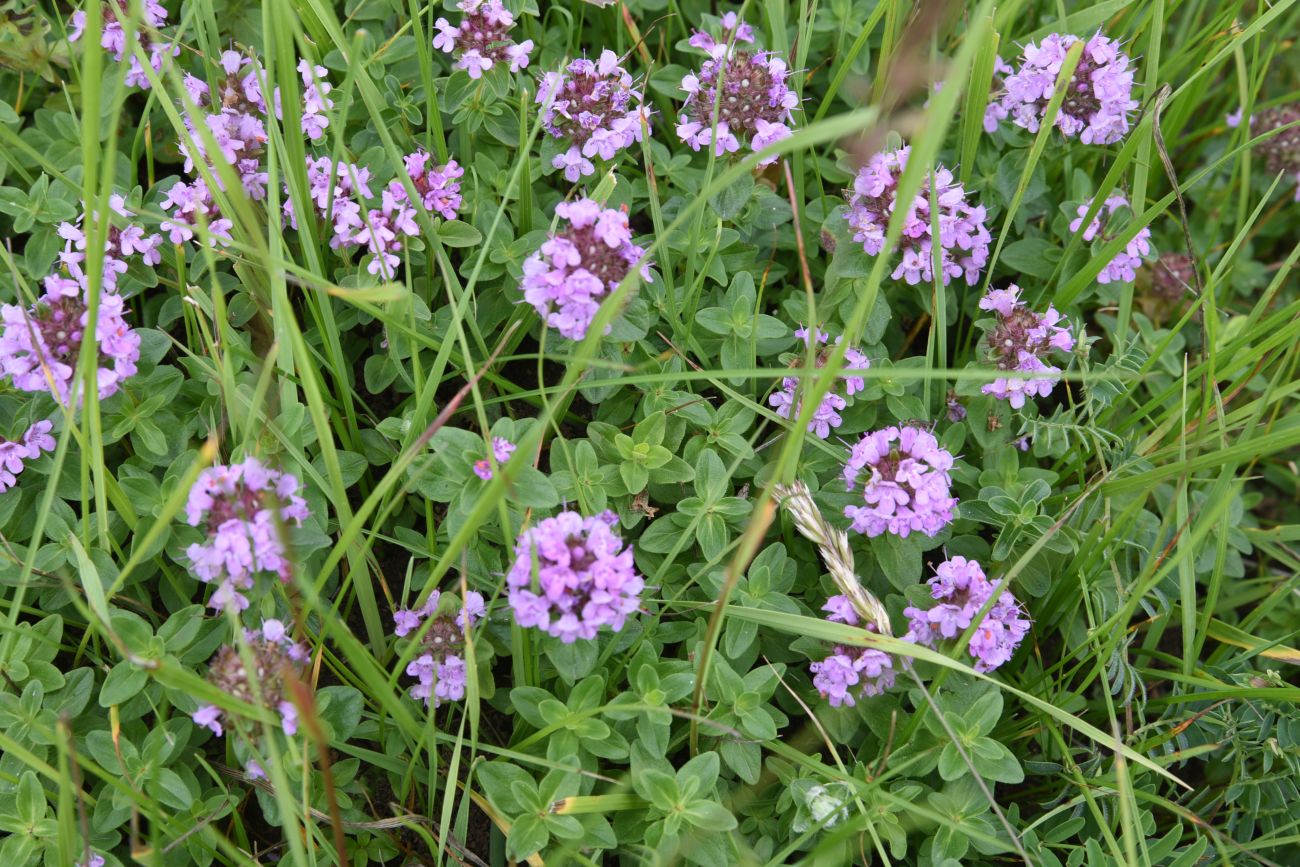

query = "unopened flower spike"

[{"left": 770, "top": 481, "right": 890, "bottom": 632}]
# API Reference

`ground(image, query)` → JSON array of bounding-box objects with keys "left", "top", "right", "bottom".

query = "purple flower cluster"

[
  {"left": 1069, "top": 193, "right": 1153, "bottom": 284},
  {"left": 842, "top": 426, "right": 957, "bottom": 538},
  {"left": 192, "top": 619, "right": 309, "bottom": 737},
  {"left": 538, "top": 50, "right": 652, "bottom": 181},
  {"left": 809, "top": 595, "right": 897, "bottom": 707},
  {"left": 978, "top": 284, "right": 1075, "bottom": 409},
  {"left": 520, "top": 198, "right": 650, "bottom": 340},
  {"left": 0, "top": 420, "right": 56, "bottom": 493},
  {"left": 76, "top": 854, "right": 105, "bottom": 867},
  {"left": 677, "top": 14, "right": 797, "bottom": 165},
  {"left": 1227, "top": 103, "right": 1300, "bottom": 200},
  {"left": 1146, "top": 252, "right": 1196, "bottom": 302},
  {"left": 56, "top": 195, "right": 163, "bottom": 290},
  {"left": 286, "top": 151, "right": 461, "bottom": 277},
  {"left": 0, "top": 271, "right": 140, "bottom": 403},
  {"left": 184, "top": 457, "right": 310, "bottom": 611},
  {"left": 179, "top": 52, "right": 272, "bottom": 198},
  {"left": 165, "top": 51, "right": 332, "bottom": 238},
  {"left": 506, "top": 510, "right": 643, "bottom": 643},
  {"left": 160, "top": 178, "right": 232, "bottom": 247},
  {"left": 768, "top": 326, "right": 870, "bottom": 439},
  {"left": 69, "top": 0, "right": 179, "bottom": 90},
  {"left": 473, "top": 436, "right": 517, "bottom": 480},
  {"left": 997, "top": 32, "right": 1137, "bottom": 145},
  {"left": 434, "top": 0, "right": 534, "bottom": 79},
  {"left": 843, "top": 146, "right": 992, "bottom": 286},
  {"left": 903, "top": 557, "right": 1030, "bottom": 672},
  {"left": 393, "top": 590, "right": 487, "bottom": 706},
  {"left": 399, "top": 151, "right": 466, "bottom": 220}
]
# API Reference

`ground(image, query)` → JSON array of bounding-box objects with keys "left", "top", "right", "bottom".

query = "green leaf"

[
  {"left": 676, "top": 751, "right": 720, "bottom": 798},
  {"left": 636, "top": 769, "right": 679, "bottom": 811},
  {"left": 634, "top": 412, "right": 667, "bottom": 446},
  {"left": 99, "top": 660, "right": 148, "bottom": 707},
  {"left": 693, "top": 448, "right": 728, "bottom": 502},
  {"left": 506, "top": 814, "right": 550, "bottom": 860},
  {"left": 620, "top": 461, "right": 649, "bottom": 494},
  {"left": 709, "top": 172, "right": 754, "bottom": 220},
  {"left": 477, "top": 762, "right": 535, "bottom": 814},
  {"left": 681, "top": 800, "right": 738, "bottom": 831},
  {"left": 15, "top": 771, "right": 45, "bottom": 825},
  {"left": 998, "top": 238, "right": 1062, "bottom": 279},
  {"left": 872, "top": 533, "right": 922, "bottom": 590},
  {"left": 437, "top": 219, "right": 483, "bottom": 247},
  {"left": 510, "top": 466, "right": 560, "bottom": 508}
]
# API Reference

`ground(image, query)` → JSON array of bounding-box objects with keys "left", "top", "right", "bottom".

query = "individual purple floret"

[
  {"left": 843, "top": 146, "right": 992, "bottom": 286},
  {"left": 191, "top": 619, "right": 309, "bottom": 737},
  {"left": 981, "top": 56, "right": 1015, "bottom": 132},
  {"left": 75, "top": 854, "right": 105, "bottom": 867},
  {"left": 538, "top": 49, "right": 652, "bottom": 182},
  {"left": 809, "top": 595, "right": 898, "bottom": 706},
  {"left": 0, "top": 271, "right": 140, "bottom": 403},
  {"left": 1068, "top": 193, "right": 1153, "bottom": 284},
  {"left": 506, "top": 510, "right": 644, "bottom": 643},
  {"left": 392, "top": 590, "right": 487, "bottom": 706},
  {"left": 473, "top": 436, "right": 517, "bottom": 480},
  {"left": 842, "top": 425, "right": 957, "bottom": 538},
  {"left": 903, "top": 556, "right": 1030, "bottom": 673},
  {"left": 768, "top": 325, "right": 870, "bottom": 439},
  {"left": 69, "top": 0, "right": 179, "bottom": 90},
  {"left": 926, "top": 55, "right": 1013, "bottom": 133},
  {"left": 998, "top": 32, "right": 1137, "bottom": 145},
  {"left": 184, "top": 457, "right": 310, "bottom": 611},
  {"left": 676, "top": 14, "right": 797, "bottom": 165},
  {"left": 56, "top": 195, "right": 163, "bottom": 291},
  {"left": 0, "top": 420, "right": 56, "bottom": 494},
  {"left": 978, "top": 284, "right": 1075, "bottom": 409},
  {"left": 433, "top": 0, "right": 534, "bottom": 79},
  {"left": 520, "top": 198, "right": 651, "bottom": 340}
]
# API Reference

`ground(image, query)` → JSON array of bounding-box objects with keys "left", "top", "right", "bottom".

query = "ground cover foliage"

[{"left": 1, "top": 0, "right": 1299, "bottom": 864}]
